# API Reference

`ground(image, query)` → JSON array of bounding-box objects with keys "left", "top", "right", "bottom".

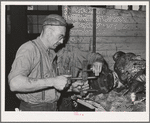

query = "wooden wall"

[{"left": 62, "top": 6, "right": 146, "bottom": 70}]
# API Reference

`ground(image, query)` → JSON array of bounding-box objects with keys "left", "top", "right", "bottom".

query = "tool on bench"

[{"left": 66, "top": 60, "right": 103, "bottom": 111}]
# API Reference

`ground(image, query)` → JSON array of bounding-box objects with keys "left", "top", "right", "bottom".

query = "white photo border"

[{"left": 1, "top": 1, "right": 149, "bottom": 122}]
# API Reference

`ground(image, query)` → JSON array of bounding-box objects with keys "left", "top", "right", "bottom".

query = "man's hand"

[
  {"left": 52, "top": 75, "right": 71, "bottom": 91},
  {"left": 91, "top": 62, "right": 103, "bottom": 76},
  {"left": 71, "top": 80, "right": 89, "bottom": 94}
]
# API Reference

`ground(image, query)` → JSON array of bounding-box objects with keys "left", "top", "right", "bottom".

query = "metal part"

[
  {"left": 68, "top": 60, "right": 99, "bottom": 94},
  {"left": 76, "top": 99, "right": 107, "bottom": 111},
  {"left": 70, "top": 76, "right": 96, "bottom": 80},
  {"left": 77, "top": 99, "right": 95, "bottom": 109},
  {"left": 84, "top": 89, "right": 98, "bottom": 92}
]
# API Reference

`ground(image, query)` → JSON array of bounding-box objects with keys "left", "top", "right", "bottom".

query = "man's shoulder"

[
  {"left": 15, "top": 41, "right": 38, "bottom": 58},
  {"left": 20, "top": 41, "right": 34, "bottom": 49},
  {"left": 18, "top": 41, "right": 36, "bottom": 53}
]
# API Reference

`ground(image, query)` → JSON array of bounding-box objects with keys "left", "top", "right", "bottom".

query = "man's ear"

[{"left": 45, "top": 27, "right": 54, "bottom": 37}]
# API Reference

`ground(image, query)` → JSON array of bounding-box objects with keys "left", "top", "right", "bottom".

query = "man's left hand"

[
  {"left": 71, "top": 80, "right": 89, "bottom": 94},
  {"left": 91, "top": 62, "right": 103, "bottom": 76}
]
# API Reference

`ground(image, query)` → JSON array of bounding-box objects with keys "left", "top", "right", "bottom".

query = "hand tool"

[{"left": 67, "top": 60, "right": 100, "bottom": 96}]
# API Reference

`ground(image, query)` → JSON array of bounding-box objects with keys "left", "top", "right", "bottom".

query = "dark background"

[{"left": 5, "top": 5, "right": 62, "bottom": 111}]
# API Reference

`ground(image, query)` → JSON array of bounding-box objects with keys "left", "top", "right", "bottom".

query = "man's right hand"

[{"left": 52, "top": 75, "right": 71, "bottom": 91}]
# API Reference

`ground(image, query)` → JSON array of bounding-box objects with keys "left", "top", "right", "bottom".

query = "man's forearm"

[{"left": 9, "top": 75, "right": 54, "bottom": 92}]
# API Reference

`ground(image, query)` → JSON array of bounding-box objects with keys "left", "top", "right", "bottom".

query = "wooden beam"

[{"left": 93, "top": 8, "right": 96, "bottom": 53}]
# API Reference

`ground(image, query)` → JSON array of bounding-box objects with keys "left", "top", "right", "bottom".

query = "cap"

[{"left": 42, "top": 14, "right": 67, "bottom": 27}]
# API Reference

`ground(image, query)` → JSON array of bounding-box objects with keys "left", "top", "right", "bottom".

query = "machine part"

[
  {"left": 133, "top": 97, "right": 146, "bottom": 105},
  {"left": 67, "top": 60, "right": 99, "bottom": 95},
  {"left": 84, "top": 89, "right": 98, "bottom": 92},
  {"left": 76, "top": 99, "right": 107, "bottom": 111},
  {"left": 112, "top": 71, "right": 124, "bottom": 89},
  {"left": 113, "top": 51, "right": 146, "bottom": 87},
  {"left": 77, "top": 99, "right": 95, "bottom": 109},
  {"left": 70, "top": 76, "right": 96, "bottom": 80},
  {"left": 71, "top": 94, "right": 107, "bottom": 111}
]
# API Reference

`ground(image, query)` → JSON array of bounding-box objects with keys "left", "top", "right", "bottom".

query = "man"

[{"left": 8, "top": 14, "right": 104, "bottom": 111}]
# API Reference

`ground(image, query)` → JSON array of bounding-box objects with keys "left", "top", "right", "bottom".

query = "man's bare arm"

[
  {"left": 8, "top": 74, "right": 71, "bottom": 92},
  {"left": 9, "top": 75, "right": 54, "bottom": 92}
]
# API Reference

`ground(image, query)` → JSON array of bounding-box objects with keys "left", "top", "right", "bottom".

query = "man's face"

[{"left": 48, "top": 26, "right": 66, "bottom": 49}]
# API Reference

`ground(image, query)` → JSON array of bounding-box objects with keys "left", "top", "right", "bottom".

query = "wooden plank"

[
  {"left": 66, "top": 43, "right": 91, "bottom": 51},
  {"left": 67, "top": 14, "right": 145, "bottom": 24},
  {"left": 68, "top": 36, "right": 92, "bottom": 44},
  {"left": 69, "top": 19, "right": 146, "bottom": 36},
  {"left": 96, "top": 42, "right": 146, "bottom": 51},
  {"left": 69, "top": 6, "right": 146, "bottom": 18},
  {"left": 66, "top": 6, "right": 146, "bottom": 24},
  {"left": 96, "top": 23, "right": 145, "bottom": 31},
  {"left": 68, "top": 37, "right": 146, "bottom": 44},
  {"left": 96, "top": 15, "right": 145, "bottom": 23},
  {"left": 96, "top": 37, "right": 146, "bottom": 44},
  {"left": 70, "top": 29, "right": 145, "bottom": 37},
  {"left": 96, "top": 30, "right": 145, "bottom": 37},
  {"left": 68, "top": 37, "right": 146, "bottom": 51},
  {"left": 71, "top": 22, "right": 145, "bottom": 31},
  {"left": 70, "top": 29, "right": 93, "bottom": 36},
  {"left": 95, "top": 8, "right": 146, "bottom": 18},
  {"left": 67, "top": 14, "right": 93, "bottom": 22},
  {"left": 69, "top": 6, "right": 93, "bottom": 14},
  {"left": 71, "top": 21, "right": 93, "bottom": 30}
]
